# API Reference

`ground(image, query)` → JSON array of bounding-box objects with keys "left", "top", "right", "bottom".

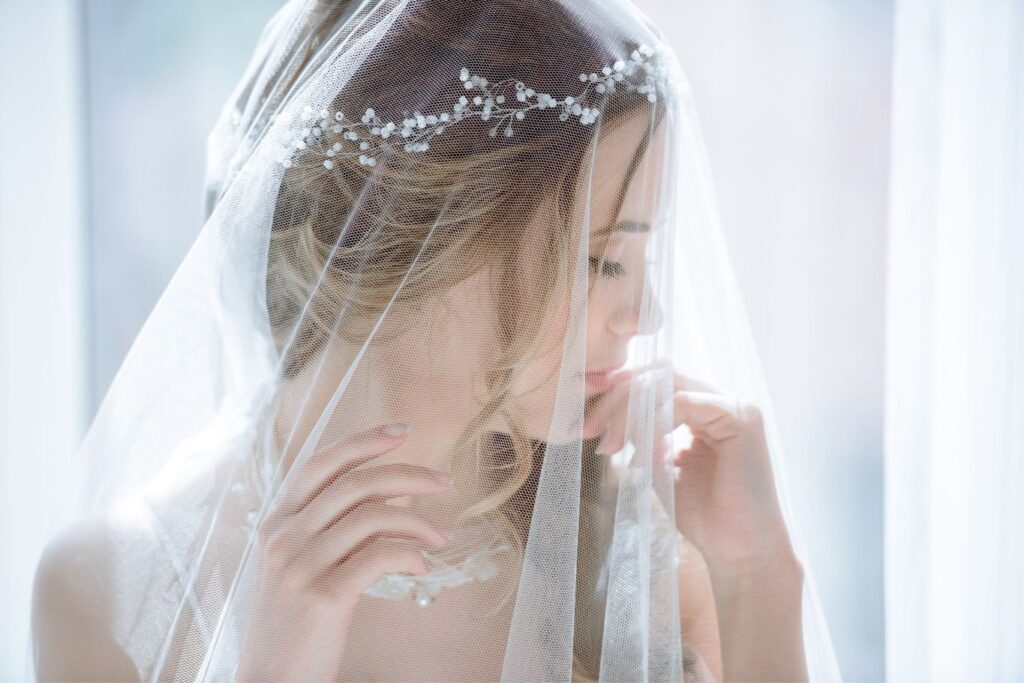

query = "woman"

[{"left": 30, "top": 0, "right": 841, "bottom": 680}]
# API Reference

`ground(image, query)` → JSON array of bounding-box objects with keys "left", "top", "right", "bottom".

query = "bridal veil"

[{"left": 31, "top": 0, "right": 842, "bottom": 680}]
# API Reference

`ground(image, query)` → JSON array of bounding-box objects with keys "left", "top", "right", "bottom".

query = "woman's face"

[
  {"left": 281, "top": 114, "right": 667, "bottom": 461},
  {"left": 508, "top": 114, "right": 667, "bottom": 440}
]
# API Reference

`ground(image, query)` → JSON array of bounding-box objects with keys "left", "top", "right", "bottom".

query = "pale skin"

[
  {"left": 577, "top": 115, "right": 807, "bottom": 682},
  {"left": 31, "top": 115, "right": 805, "bottom": 682}
]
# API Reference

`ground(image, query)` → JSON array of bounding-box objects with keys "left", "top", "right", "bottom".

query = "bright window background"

[
  {"left": 0, "top": 1, "right": 282, "bottom": 677},
  {"left": 81, "top": 0, "right": 284, "bottom": 407},
  {"left": 636, "top": 2, "right": 892, "bottom": 680},
  {"left": 0, "top": 1, "right": 890, "bottom": 679}
]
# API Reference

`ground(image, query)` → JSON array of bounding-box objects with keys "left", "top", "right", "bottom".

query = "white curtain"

[
  {"left": 0, "top": 0, "right": 86, "bottom": 678},
  {"left": 885, "top": 1, "right": 1024, "bottom": 680}
]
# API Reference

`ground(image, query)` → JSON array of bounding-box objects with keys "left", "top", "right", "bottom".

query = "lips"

[{"left": 583, "top": 361, "right": 627, "bottom": 392}]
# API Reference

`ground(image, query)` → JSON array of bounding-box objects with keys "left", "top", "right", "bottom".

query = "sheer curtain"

[
  {"left": 0, "top": 0, "right": 86, "bottom": 677},
  {"left": 885, "top": 0, "right": 1023, "bottom": 680}
]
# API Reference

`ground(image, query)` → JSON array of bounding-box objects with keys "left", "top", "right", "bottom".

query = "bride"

[{"left": 30, "top": 0, "right": 837, "bottom": 681}]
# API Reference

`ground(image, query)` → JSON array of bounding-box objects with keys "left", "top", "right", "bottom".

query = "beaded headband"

[{"left": 272, "top": 42, "right": 671, "bottom": 170}]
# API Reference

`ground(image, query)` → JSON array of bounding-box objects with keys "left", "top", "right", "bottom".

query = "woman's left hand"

[{"left": 589, "top": 365, "right": 798, "bottom": 573}]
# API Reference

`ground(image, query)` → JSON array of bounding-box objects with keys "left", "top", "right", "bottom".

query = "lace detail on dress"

[
  {"left": 363, "top": 540, "right": 512, "bottom": 606},
  {"left": 360, "top": 515, "right": 513, "bottom": 606}
]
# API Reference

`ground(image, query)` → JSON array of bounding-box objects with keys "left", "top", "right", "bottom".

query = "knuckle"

[
  {"left": 261, "top": 527, "right": 295, "bottom": 558},
  {"left": 738, "top": 400, "right": 764, "bottom": 424}
]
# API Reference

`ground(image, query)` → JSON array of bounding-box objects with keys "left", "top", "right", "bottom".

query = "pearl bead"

[{"left": 303, "top": 46, "right": 665, "bottom": 173}]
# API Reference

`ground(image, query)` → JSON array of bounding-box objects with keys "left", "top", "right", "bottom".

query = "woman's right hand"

[{"left": 233, "top": 423, "right": 452, "bottom": 682}]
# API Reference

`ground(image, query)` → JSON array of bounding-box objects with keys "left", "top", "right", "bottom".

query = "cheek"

[
  {"left": 538, "top": 287, "right": 614, "bottom": 366},
  {"left": 506, "top": 294, "right": 574, "bottom": 398},
  {"left": 585, "top": 288, "right": 611, "bottom": 346},
  {"left": 507, "top": 289, "right": 617, "bottom": 439},
  {"left": 528, "top": 298, "right": 572, "bottom": 377}
]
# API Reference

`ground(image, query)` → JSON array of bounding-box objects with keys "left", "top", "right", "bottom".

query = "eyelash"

[{"left": 588, "top": 256, "right": 626, "bottom": 278}]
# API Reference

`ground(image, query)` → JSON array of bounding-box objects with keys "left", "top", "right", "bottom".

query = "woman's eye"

[{"left": 588, "top": 256, "right": 626, "bottom": 278}]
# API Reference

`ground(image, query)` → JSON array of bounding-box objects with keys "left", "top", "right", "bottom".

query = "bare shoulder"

[
  {"left": 35, "top": 517, "right": 117, "bottom": 588},
  {"left": 34, "top": 518, "right": 119, "bottom": 624},
  {"left": 32, "top": 517, "right": 142, "bottom": 682}
]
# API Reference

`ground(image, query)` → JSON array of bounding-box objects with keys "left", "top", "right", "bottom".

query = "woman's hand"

[
  {"left": 234, "top": 423, "right": 452, "bottom": 682},
  {"left": 589, "top": 365, "right": 797, "bottom": 572},
  {"left": 590, "top": 365, "right": 809, "bottom": 681}
]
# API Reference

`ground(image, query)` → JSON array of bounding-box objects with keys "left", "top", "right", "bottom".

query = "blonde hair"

[{"left": 259, "top": 1, "right": 667, "bottom": 678}]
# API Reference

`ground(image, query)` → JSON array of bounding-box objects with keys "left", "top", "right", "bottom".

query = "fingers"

[
  {"left": 327, "top": 538, "right": 435, "bottom": 604},
  {"left": 259, "top": 464, "right": 451, "bottom": 592},
  {"left": 674, "top": 391, "right": 742, "bottom": 441},
  {"left": 671, "top": 371, "right": 716, "bottom": 394},
  {"left": 279, "top": 424, "right": 412, "bottom": 516},
  {"left": 594, "top": 364, "right": 675, "bottom": 456},
  {"left": 670, "top": 368, "right": 765, "bottom": 442},
  {"left": 302, "top": 502, "right": 449, "bottom": 570},
  {"left": 593, "top": 364, "right": 762, "bottom": 456},
  {"left": 288, "top": 462, "right": 451, "bottom": 534}
]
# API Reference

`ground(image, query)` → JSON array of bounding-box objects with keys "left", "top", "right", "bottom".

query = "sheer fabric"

[
  {"left": 886, "top": 0, "right": 1024, "bottom": 679},
  {"left": 30, "top": 1, "right": 842, "bottom": 680}
]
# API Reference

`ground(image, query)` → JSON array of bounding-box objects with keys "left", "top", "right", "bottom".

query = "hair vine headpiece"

[{"left": 270, "top": 42, "right": 672, "bottom": 170}]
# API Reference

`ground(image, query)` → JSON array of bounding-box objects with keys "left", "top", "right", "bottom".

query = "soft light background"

[
  {"left": 0, "top": 0, "right": 283, "bottom": 677},
  {"left": 0, "top": 0, "right": 895, "bottom": 679},
  {"left": 639, "top": 3, "right": 892, "bottom": 680},
  {"left": 885, "top": 1, "right": 1023, "bottom": 679}
]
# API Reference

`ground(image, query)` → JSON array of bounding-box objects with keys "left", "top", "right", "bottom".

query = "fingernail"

[{"left": 383, "top": 423, "right": 409, "bottom": 437}]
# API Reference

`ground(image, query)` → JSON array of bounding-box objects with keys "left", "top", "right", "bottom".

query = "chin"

[{"left": 581, "top": 392, "right": 611, "bottom": 439}]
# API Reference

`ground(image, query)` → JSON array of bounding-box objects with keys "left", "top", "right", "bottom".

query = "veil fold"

[{"left": 31, "top": 1, "right": 842, "bottom": 681}]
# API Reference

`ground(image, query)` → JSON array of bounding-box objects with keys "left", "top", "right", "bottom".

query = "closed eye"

[{"left": 588, "top": 256, "right": 625, "bottom": 278}]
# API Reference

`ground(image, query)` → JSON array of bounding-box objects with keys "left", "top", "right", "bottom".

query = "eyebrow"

[{"left": 595, "top": 219, "right": 652, "bottom": 237}]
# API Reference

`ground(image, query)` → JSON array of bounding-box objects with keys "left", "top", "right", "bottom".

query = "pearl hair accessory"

[{"left": 271, "top": 42, "right": 670, "bottom": 171}]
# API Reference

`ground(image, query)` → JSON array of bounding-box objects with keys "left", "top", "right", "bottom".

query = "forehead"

[{"left": 584, "top": 114, "right": 667, "bottom": 240}]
